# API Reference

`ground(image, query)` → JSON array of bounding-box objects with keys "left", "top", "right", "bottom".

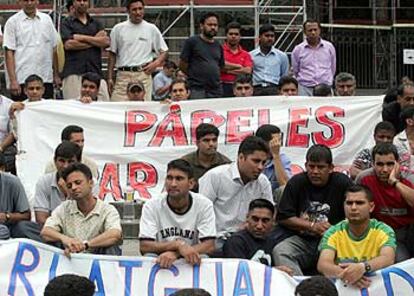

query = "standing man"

[
  {"left": 250, "top": 24, "right": 289, "bottom": 96},
  {"left": 139, "top": 159, "right": 216, "bottom": 268},
  {"left": 334, "top": 72, "right": 357, "bottom": 97},
  {"left": 60, "top": 0, "right": 110, "bottom": 101},
  {"left": 292, "top": 20, "right": 336, "bottom": 96},
  {"left": 318, "top": 185, "right": 395, "bottom": 289},
  {"left": 3, "top": 0, "right": 60, "bottom": 100},
  {"left": 221, "top": 22, "right": 253, "bottom": 97},
  {"left": 383, "top": 83, "right": 414, "bottom": 133},
  {"left": 108, "top": 0, "right": 168, "bottom": 102},
  {"left": 272, "top": 144, "right": 352, "bottom": 276},
  {"left": 181, "top": 123, "right": 231, "bottom": 192}
]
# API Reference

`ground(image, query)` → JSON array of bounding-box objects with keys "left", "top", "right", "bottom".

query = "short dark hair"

[
  {"left": 255, "top": 124, "right": 281, "bottom": 142},
  {"left": 0, "top": 153, "right": 6, "bottom": 169},
  {"left": 125, "top": 0, "right": 144, "bottom": 10},
  {"left": 295, "top": 276, "right": 338, "bottom": 296},
  {"left": 167, "top": 159, "right": 194, "bottom": 179},
  {"left": 313, "top": 83, "right": 332, "bottom": 96},
  {"left": 164, "top": 60, "right": 177, "bottom": 70},
  {"left": 259, "top": 23, "right": 275, "bottom": 35},
  {"left": 54, "top": 141, "right": 82, "bottom": 162},
  {"left": 61, "top": 125, "right": 84, "bottom": 141},
  {"left": 44, "top": 274, "right": 95, "bottom": 296},
  {"left": 65, "top": 0, "right": 73, "bottom": 11},
  {"left": 374, "top": 121, "right": 396, "bottom": 136},
  {"left": 397, "top": 82, "right": 414, "bottom": 96},
  {"left": 401, "top": 106, "right": 414, "bottom": 122},
  {"left": 233, "top": 74, "right": 253, "bottom": 87},
  {"left": 303, "top": 19, "right": 321, "bottom": 30},
  {"left": 171, "top": 289, "right": 212, "bottom": 296},
  {"left": 61, "top": 162, "right": 93, "bottom": 181},
  {"left": 345, "top": 184, "right": 374, "bottom": 202},
  {"left": 335, "top": 72, "right": 356, "bottom": 85},
  {"left": 195, "top": 123, "right": 219, "bottom": 141},
  {"left": 238, "top": 135, "right": 269, "bottom": 156},
  {"left": 372, "top": 142, "right": 399, "bottom": 162},
  {"left": 225, "top": 21, "right": 241, "bottom": 34},
  {"left": 24, "top": 74, "right": 43, "bottom": 87},
  {"left": 306, "top": 144, "right": 333, "bottom": 165},
  {"left": 248, "top": 198, "right": 275, "bottom": 216},
  {"left": 200, "top": 12, "right": 219, "bottom": 24},
  {"left": 82, "top": 72, "right": 101, "bottom": 89},
  {"left": 278, "top": 76, "right": 298, "bottom": 89},
  {"left": 170, "top": 78, "right": 190, "bottom": 92}
]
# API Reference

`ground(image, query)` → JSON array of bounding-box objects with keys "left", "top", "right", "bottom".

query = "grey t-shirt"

[
  {"left": 33, "top": 172, "right": 65, "bottom": 213},
  {"left": 0, "top": 172, "right": 30, "bottom": 213}
]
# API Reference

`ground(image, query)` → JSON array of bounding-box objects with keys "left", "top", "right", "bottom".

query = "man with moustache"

[{"left": 383, "top": 83, "right": 414, "bottom": 133}]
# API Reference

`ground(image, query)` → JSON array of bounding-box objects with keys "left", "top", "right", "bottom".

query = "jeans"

[
  {"left": 395, "top": 225, "right": 414, "bottom": 262},
  {"left": 190, "top": 87, "right": 223, "bottom": 100}
]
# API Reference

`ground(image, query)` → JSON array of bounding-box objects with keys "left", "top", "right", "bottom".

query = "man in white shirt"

[
  {"left": 107, "top": 0, "right": 168, "bottom": 101},
  {"left": 140, "top": 159, "right": 216, "bottom": 268},
  {"left": 199, "top": 135, "right": 273, "bottom": 251},
  {"left": 3, "top": 0, "right": 60, "bottom": 100}
]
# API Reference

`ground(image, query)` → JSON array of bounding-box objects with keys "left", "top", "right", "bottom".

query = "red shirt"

[
  {"left": 357, "top": 168, "right": 414, "bottom": 229},
  {"left": 220, "top": 43, "right": 253, "bottom": 83}
]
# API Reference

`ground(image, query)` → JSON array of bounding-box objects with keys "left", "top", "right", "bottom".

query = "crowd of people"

[{"left": 1, "top": 0, "right": 414, "bottom": 294}]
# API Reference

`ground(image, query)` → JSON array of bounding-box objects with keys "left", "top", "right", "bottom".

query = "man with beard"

[
  {"left": 180, "top": 13, "right": 241, "bottom": 99},
  {"left": 250, "top": 24, "right": 289, "bottom": 96},
  {"left": 318, "top": 185, "right": 395, "bottom": 289},
  {"left": 220, "top": 22, "right": 253, "bottom": 97},
  {"left": 383, "top": 83, "right": 414, "bottom": 133},
  {"left": 334, "top": 72, "right": 357, "bottom": 97},
  {"left": 34, "top": 142, "right": 81, "bottom": 226},
  {"left": 272, "top": 144, "right": 352, "bottom": 275}
]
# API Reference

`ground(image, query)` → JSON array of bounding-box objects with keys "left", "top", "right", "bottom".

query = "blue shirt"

[
  {"left": 263, "top": 153, "right": 292, "bottom": 191},
  {"left": 249, "top": 47, "right": 289, "bottom": 86}
]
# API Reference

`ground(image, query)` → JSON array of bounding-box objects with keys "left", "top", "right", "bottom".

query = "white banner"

[
  {"left": 17, "top": 96, "right": 382, "bottom": 201},
  {"left": 1, "top": 239, "right": 414, "bottom": 296}
]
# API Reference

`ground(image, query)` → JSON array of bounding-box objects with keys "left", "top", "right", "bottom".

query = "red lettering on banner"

[
  {"left": 99, "top": 163, "right": 122, "bottom": 200},
  {"left": 124, "top": 111, "right": 157, "bottom": 147},
  {"left": 312, "top": 106, "right": 345, "bottom": 148},
  {"left": 128, "top": 162, "right": 158, "bottom": 200},
  {"left": 287, "top": 107, "right": 311, "bottom": 147},
  {"left": 149, "top": 112, "right": 188, "bottom": 146},
  {"left": 226, "top": 109, "right": 254, "bottom": 144},
  {"left": 258, "top": 109, "right": 270, "bottom": 127},
  {"left": 190, "top": 110, "right": 226, "bottom": 144}
]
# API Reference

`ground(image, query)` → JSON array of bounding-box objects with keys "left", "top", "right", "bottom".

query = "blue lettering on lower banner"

[
  {"left": 119, "top": 260, "right": 143, "bottom": 296},
  {"left": 89, "top": 259, "right": 105, "bottom": 296},
  {"left": 233, "top": 261, "right": 254, "bottom": 296}
]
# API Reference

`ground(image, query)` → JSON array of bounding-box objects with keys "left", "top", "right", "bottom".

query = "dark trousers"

[
  {"left": 222, "top": 83, "right": 234, "bottom": 97},
  {"left": 253, "top": 85, "right": 278, "bottom": 96},
  {"left": 10, "top": 83, "right": 54, "bottom": 101},
  {"left": 190, "top": 86, "right": 223, "bottom": 100}
]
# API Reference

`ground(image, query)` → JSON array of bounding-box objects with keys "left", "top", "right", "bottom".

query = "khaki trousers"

[
  {"left": 110, "top": 70, "right": 152, "bottom": 102},
  {"left": 62, "top": 75, "right": 110, "bottom": 101}
]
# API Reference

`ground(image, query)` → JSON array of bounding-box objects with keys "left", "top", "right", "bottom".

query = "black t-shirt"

[
  {"left": 382, "top": 101, "right": 405, "bottom": 133},
  {"left": 60, "top": 15, "right": 104, "bottom": 78},
  {"left": 277, "top": 172, "right": 352, "bottom": 227},
  {"left": 180, "top": 35, "right": 224, "bottom": 93}
]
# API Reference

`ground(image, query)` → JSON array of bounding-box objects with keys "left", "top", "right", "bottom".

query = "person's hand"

[
  {"left": 0, "top": 212, "right": 6, "bottom": 223},
  {"left": 276, "top": 265, "right": 294, "bottom": 276},
  {"left": 178, "top": 243, "right": 201, "bottom": 265},
  {"left": 57, "top": 177, "right": 69, "bottom": 197},
  {"left": 269, "top": 134, "right": 281, "bottom": 157},
  {"left": 352, "top": 160, "right": 366, "bottom": 170},
  {"left": 388, "top": 162, "right": 400, "bottom": 186},
  {"left": 309, "top": 221, "right": 331, "bottom": 236},
  {"left": 9, "top": 79, "right": 21, "bottom": 96},
  {"left": 339, "top": 262, "right": 365, "bottom": 286},
  {"left": 143, "top": 61, "right": 158, "bottom": 75},
  {"left": 54, "top": 75, "right": 62, "bottom": 88},
  {"left": 61, "top": 237, "right": 85, "bottom": 257},
  {"left": 161, "top": 98, "right": 172, "bottom": 105},
  {"left": 79, "top": 96, "right": 93, "bottom": 104},
  {"left": 9, "top": 102, "right": 25, "bottom": 118},
  {"left": 157, "top": 251, "right": 178, "bottom": 268},
  {"left": 352, "top": 276, "right": 371, "bottom": 289},
  {"left": 107, "top": 79, "right": 114, "bottom": 96}
]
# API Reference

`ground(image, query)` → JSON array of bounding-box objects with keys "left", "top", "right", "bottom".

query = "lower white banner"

[
  {"left": 0, "top": 239, "right": 413, "bottom": 296},
  {"left": 16, "top": 96, "right": 382, "bottom": 201}
]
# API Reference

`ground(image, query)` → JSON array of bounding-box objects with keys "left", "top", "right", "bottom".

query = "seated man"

[
  {"left": 126, "top": 81, "right": 146, "bottom": 101},
  {"left": 318, "top": 185, "right": 395, "bottom": 289},
  {"left": 295, "top": 276, "right": 338, "bottom": 296},
  {"left": 35, "top": 141, "right": 81, "bottom": 226},
  {"left": 0, "top": 153, "right": 41, "bottom": 241},
  {"left": 169, "top": 78, "right": 191, "bottom": 101},
  {"left": 77, "top": 72, "right": 102, "bottom": 103},
  {"left": 152, "top": 60, "right": 177, "bottom": 101},
  {"left": 356, "top": 142, "right": 414, "bottom": 262},
  {"left": 41, "top": 163, "right": 122, "bottom": 255},
  {"left": 350, "top": 121, "right": 396, "bottom": 179},
  {"left": 45, "top": 125, "right": 99, "bottom": 179},
  {"left": 232, "top": 74, "right": 254, "bottom": 97},
  {"left": 139, "top": 159, "right": 216, "bottom": 268},
  {"left": 181, "top": 123, "right": 231, "bottom": 192},
  {"left": 278, "top": 76, "right": 298, "bottom": 96},
  {"left": 199, "top": 136, "right": 273, "bottom": 250},
  {"left": 255, "top": 124, "right": 291, "bottom": 203},
  {"left": 334, "top": 72, "right": 356, "bottom": 97},
  {"left": 272, "top": 144, "right": 352, "bottom": 276},
  {"left": 313, "top": 83, "right": 332, "bottom": 96}
]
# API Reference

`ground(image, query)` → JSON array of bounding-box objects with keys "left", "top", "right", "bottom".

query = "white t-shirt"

[
  {"left": 139, "top": 192, "right": 216, "bottom": 246},
  {"left": 109, "top": 19, "right": 168, "bottom": 68},
  {"left": 3, "top": 10, "right": 58, "bottom": 84},
  {"left": 0, "top": 95, "right": 12, "bottom": 143}
]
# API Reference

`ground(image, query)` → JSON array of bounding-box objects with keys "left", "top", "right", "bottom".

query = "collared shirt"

[
  {"left": 0, "top": 171, "right": 30, "bottom": 214},
  {"left": 220, "top": 43, "right": 253, "bottom": 83},
  {"left": 263, "top": 153, "right": 292, "bottom": 191},
  {"left": 0, "top": 95, "right": 12, "bottom": 143},
  {"left": 394, "top": 130, "right": 414, "bottom": 182},
  {"left": 199, "top": 162, "right": 273, "bottom": 236},
  {"left": 152, "top": 70, "right": 172, "bottom": 100},
  {"left": 33, "top": 172, "right": 66, "bottom": 213},
  {"left": 249, "top": 47, "right": 289, "bottom": 86},
  {"left": 292, "top": 38, "right": 336, "bottom": 87},
  {"left": 60, "top": 14, "right": 104, "bottom": 78},
  {"left": 109, "top": 19, "right": 168, "bottom": 68},
  {"left": 44, "top": 198, "right": 121, "bottom": 252},
  {"left": 3, "top": 10, "right": 58, "bottom": 84}
]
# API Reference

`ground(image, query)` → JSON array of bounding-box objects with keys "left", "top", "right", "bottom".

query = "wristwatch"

[
  {"left": 5, "top": 213, "right": 10, "bottom": 222},
  {"left": 83, "top": 240, "right": 89, "bottom": 251},
  {"left": 363, "top": 261, "right": 372, "bottom": 273}
]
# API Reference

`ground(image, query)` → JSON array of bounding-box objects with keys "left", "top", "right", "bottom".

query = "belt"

[
  {"left": 118, "top": 63, "right": 149, "bottom": 72},
  {"left": 254, "top": 83, "right": 277, "bottom": 88}
]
